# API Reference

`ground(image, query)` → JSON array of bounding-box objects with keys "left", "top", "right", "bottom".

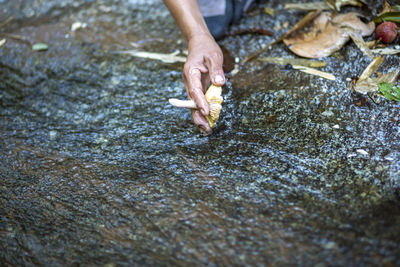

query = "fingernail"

[
  {"left": 199, "top": 126, "right": 211, "bottom": 136},
  {"left": 215, "top": 75, "right": 224, "bottom": 84}
]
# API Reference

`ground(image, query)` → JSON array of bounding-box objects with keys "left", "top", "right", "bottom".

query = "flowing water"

[{"left": 1, "top": 0, "right": 399, "bottom": 265}]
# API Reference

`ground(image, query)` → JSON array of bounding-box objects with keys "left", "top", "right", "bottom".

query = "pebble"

[
  {"left": 323, "top": 241, "right": 338, "bottom": 250},
  {"left": 49, "top": 130, "right": 57, "bottom": 140},
  {"left": 321, "top": 110, "right": 334, "bottom": 117}
]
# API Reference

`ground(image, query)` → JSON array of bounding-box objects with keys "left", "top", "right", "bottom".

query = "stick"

[{"left": 168, "top": 98, "right": 197, "bottom": 109}]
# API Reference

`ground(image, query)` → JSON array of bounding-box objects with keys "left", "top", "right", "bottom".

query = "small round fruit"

[{"left": 376, "top": 21, "right": 398, "bottom": 44}]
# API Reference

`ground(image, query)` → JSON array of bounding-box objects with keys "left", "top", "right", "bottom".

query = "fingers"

[
  {"left": 185, "top": 68, "right": 209, "bottom": 116},
  {"left": 204, "top": 52, "right": 225, "bottom": 86},
  {"left": 191, "top": 109, "right": 212, "bottom": 136},
  {"left": 180, "top": 39, "right": 225, "bottom": 135}
]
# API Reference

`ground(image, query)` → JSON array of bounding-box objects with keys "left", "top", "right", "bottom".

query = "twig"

[
  {"left": 0, "top": 16, "right": 13, "bottom": 28},
  {"left": 0, "top": 33, "right": 28, "bottom": 41},
  {"left": 228, "top": 28, "right": 273, "bottom": 37}
]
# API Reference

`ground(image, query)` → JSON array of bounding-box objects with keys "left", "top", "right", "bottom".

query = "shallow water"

[{"left": 1, "top": 0, "right": 399, "bottom": 266}]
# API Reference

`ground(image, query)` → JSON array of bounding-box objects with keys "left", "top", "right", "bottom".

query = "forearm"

[{"left": 163, "top": 0, "right": 212, "bottom": 43}]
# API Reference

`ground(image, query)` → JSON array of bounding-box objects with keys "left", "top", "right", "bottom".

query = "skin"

[{"left": 163, "top": 0, "right": 226, "bottom": 135}]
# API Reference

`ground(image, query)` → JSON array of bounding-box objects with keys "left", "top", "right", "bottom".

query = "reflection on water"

[{"left": 0, "top": 0, "right": 399, "bottom": 265}]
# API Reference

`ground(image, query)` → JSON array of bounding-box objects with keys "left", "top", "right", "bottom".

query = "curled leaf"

[{"left": 355, "top": 69, "right": 400, "bottom": 94}]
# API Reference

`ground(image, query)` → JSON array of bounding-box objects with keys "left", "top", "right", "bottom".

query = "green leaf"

[
  {"left": 373, "top": 11, "right": 400, "bottom": 23},
  {"left": 32, "top": 43, "right": 48, "bottom": 51},
  {"left": 379, "top": 82, "right": 400, "bottom": 101}
]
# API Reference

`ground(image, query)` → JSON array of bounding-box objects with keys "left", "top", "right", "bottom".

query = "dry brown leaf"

[
  {"left": 379, "top": 0, "right": 393, "bottom": 16},
  {"left": 354, "top": 69, "right": 400, "bottom": 93},
  {"left": 284, "top": 2, "right": 332, "bottom": 11},
  {"left": 359, "top": 55, "right": 385, "bottom": 80},
  {"left": 353, "top": 55, "right": 400, "bottom": 94},
  {"left": 371, "top": 48, "right": 400, "bottom": 55},
  {"left": 283, "top": 12, "right": 375, "bottom": 58},
  {"left": 243, "top": 10, "right": 321, "bottom": 63},
  {"left": 292, "top": 65, "right": 336, "bottom": 80},
  {"left": 348, "top": 32, "right": 373, "bottom": 58}
]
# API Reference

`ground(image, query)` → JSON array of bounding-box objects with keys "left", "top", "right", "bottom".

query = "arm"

[{"left": 164, "top": 0, "right": 225, "bottom": 135}]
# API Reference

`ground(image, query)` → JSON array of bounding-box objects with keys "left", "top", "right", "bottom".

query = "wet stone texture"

[{"left": 1, "top": 0, "right": 400, "bottom": 266}]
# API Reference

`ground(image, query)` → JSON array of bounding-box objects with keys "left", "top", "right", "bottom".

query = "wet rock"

[{"left": 0, "top": 0, "right": 399, "bottom": 266}]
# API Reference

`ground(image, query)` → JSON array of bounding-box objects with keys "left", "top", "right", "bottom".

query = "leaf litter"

[{"left": 283, "top": 12, "right": 375, "bottom": 58}]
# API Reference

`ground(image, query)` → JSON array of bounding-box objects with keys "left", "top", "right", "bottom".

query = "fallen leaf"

[
  {"left": 359, "top": 55, "right": 384, "bottom": 80},
  {"left": 378, "top": 0, "right": 394, "bottom": 16},
  {"left": 114, "top": 50, "right": 186, "bottom": 64},
  {"left": 355, "top": 69, "right": 400, "bottom": 94},
  {"left": 371, "top": 48, "right": 400, "bottom": 55},
  {"left": 334, "top": 0, "right": 363, "bottom": 10},
  {"left": 348, "top": 32, "right": 374, "bottom": 58},
  {"left": 243, "top": 10, "right": 321, "bottom": 63},
  {"left": 292, "top": 65, "right": 336, "bottom": 80},
  {"left": 283, "top": 12, "right": 375, "bottom": 58},
  {"left": 259, "top": 57, "right": 327, "bottom": 67},
  {"left": 284, "top": 2, "right": 331, "bottom": 10}
]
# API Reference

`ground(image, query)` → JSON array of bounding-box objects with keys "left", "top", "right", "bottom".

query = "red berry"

[{"left": 376, "top": 21, "right": 398, "bottom": 44}]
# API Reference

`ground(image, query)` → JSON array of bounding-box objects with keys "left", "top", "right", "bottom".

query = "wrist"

[{"left": 187, "top": 32, "right": 215, "bottom": 48}]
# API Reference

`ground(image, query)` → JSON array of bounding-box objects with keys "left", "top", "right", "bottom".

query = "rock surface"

[{"left": 0, "top": 0, "right": 399, "bottom": 266}]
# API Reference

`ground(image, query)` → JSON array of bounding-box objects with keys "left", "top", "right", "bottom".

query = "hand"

[{"left": 183, "top": 33, "right": 225, "bottom": 135}]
